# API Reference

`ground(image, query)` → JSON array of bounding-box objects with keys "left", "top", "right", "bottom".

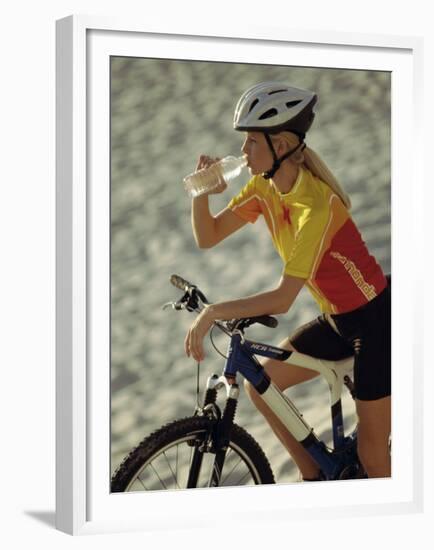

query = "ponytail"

[{"left": 275, "top": 132, "right": 352, "bottom": 209}]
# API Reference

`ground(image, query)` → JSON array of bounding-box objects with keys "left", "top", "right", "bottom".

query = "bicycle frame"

[{"left": 207, "top": 331, "right": 357, "bottom": 481}]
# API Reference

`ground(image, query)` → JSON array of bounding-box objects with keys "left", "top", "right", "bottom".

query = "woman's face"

[{"left": 241, "top": 132, "right": 274, "bottom": 175}]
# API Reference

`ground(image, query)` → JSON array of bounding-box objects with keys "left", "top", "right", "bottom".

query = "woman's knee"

[
  {"left": 243, "top": 379, "right": 260, "bottom": 402},
  {"left": 244, "top": 360, "right": 317, "bottom": 401},
  {"left": 243, "top": 379, "right": 272, "bottom": 412}
]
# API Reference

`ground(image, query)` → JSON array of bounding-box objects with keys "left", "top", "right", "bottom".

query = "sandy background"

[{"left": 110, "top": 57, "right": 390, "bottom": 485}]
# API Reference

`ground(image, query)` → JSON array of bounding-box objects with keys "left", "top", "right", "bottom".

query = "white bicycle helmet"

[
  {"left": 233, "top": 81, "right": 317, "bottom": 178},
  {"left": 233, "top": 81, "right": 317, "bottom": 137}
]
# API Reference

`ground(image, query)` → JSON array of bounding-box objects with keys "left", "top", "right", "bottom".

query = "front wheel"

[{"left": 111, "top": 416, "right": 275, "bottom": 492}]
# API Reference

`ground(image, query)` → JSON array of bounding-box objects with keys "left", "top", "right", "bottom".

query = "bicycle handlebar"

[
  {"left": 170, "top": 274, "right": 210, "bottom": 304},
  {"left": 169, "top": 274, "right": 278, "bottom": 331},
  {"left": 170, "top": 274, "right": 195, "bottom": 292}
]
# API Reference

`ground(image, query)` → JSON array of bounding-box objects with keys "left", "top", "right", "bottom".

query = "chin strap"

[{"left": 262, "top": 134, "right": 306, "bottom": 180}]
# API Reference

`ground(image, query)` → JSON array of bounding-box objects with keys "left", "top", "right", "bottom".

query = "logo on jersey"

[{"left": 330, "top": 251, "right": 377, "bottom": 300}]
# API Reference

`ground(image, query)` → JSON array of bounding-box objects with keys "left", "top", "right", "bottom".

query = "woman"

[{"left": 184, "top": 82, "right": 391, "bottom": 480}]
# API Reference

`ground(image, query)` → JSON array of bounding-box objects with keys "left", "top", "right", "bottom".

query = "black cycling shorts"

[{"left": 289, "top": 281, "right": 391, "bottom": 401}]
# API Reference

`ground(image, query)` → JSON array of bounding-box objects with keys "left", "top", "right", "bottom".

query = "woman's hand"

[
  {"left": 184, "top": 306, "right": 215, "bottom": 362},
  {"left": 194, "top": 154, "right": 227, "bottom": 196}
]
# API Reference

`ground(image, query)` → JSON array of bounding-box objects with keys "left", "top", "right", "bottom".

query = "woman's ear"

[
  {"left": 277, "top": 138, "right": 288, "bottom": 157},
  {"left": 273, "top": 137, "right": 286, "bottom": 156}
]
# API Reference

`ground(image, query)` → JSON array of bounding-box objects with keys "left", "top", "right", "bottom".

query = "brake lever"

[
  {"left": 226, "top": 319, "right": 244, "bottom": 332},
  {"left": 162, "top": 301, "right": 185, "bottom": 311},
  {"left": 162, "top": 289, "right": 203, "bottom": 312}
]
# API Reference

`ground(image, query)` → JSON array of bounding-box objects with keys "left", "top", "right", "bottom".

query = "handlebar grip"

[
  {"left": 170, "top": 274, "right": 195, "bottom": 291},
  {"left": 258, "top": 316, "right": 278, "bottom": 328}
]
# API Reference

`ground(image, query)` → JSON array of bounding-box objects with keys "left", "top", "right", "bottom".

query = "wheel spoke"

[
  {"left": 221, "top": 455, "right": 243, "bottom": 485},
  {"left": 150, "top": 461, "right": 168, "bottom": 490},
  {"left": 233, "top": 469, "right": 252, "bottom": 486},
  {"left": 163, "top": 449, "right": 181, "bottom": 489},
  {"left": 136, "top": 475, "right": 149, "bottom": 491}
]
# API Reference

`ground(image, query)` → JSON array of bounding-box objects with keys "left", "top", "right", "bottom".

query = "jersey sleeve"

[
  {"left": 284, "top": 206, "right": 330, "bottom": 279},
  {"left": 226, "top": 177, "right": 262, "bottom": 223}
]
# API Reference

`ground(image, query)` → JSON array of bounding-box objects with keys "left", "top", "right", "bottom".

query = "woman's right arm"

[
  {"left": 192, "top": 197, "right": 247, "bottom": 248},
  {"left": 190, "top": 155, "right": 247, "bottom": 248}
]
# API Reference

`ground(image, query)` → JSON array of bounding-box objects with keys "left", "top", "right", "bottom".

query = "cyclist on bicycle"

[{"left": 184, "top": 81, "right": 391, "bottom": 481}]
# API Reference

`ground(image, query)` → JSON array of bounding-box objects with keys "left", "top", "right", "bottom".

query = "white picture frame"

[{"left": 56, "top": 14, "right": 424, "bottom": 535}]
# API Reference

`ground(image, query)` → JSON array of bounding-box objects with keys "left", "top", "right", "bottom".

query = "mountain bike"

[{"left": 111, "top": 274, "right": 368, "bottom": 492}]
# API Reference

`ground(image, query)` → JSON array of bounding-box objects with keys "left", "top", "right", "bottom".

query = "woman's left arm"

[{"left": 184, "top": 274, "right": 306, "bottom": 361}]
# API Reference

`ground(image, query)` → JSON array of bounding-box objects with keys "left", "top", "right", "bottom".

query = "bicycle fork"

[{"left": 188, "top": 375, "right": 240, "bottom": 488}]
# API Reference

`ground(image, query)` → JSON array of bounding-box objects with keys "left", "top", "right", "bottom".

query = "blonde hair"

[{"left": 271, "top": 132, "right": 352, "bottom": 209}]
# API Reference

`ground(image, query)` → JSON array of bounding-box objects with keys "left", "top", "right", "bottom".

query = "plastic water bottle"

[{"left": 183, "top": 156, "right": 247, "bottom": 198}]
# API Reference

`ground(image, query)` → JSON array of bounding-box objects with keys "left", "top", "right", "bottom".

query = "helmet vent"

[
  {"left": 258, "top": 108, "right": 278, "bottom": 120},
  {"left": 268, "top": 89, "right": 287, "bottom": 95},
  {"left": 286, "top": 100, "right": 302, "bottom": 108},
  {"left": 248, "top": 99, "right": 259, "bottom": 113}
]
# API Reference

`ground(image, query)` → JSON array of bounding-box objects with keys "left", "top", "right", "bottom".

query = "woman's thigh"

[
  {"left": 254, "top": 315, "right": 354, "bottom": 392},
  {"left": 257, "top": 336, "right": 319, "bottom": 391}
]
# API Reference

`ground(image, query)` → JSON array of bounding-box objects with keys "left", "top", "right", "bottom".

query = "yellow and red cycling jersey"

[{"left": 227, "top": 166, "right": 387, "bottom": 314}]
